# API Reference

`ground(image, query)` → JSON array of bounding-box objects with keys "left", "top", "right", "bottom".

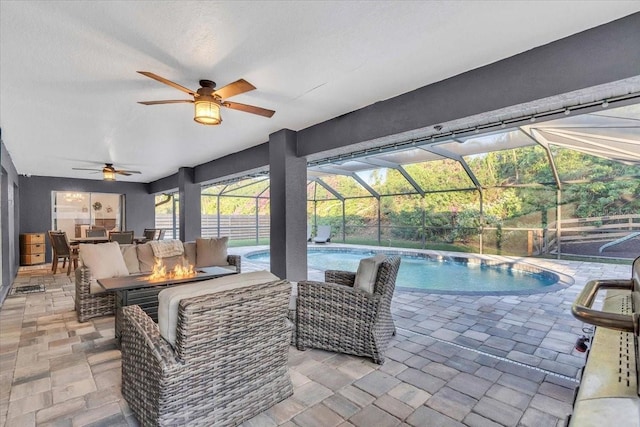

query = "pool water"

[{"left": 246, "top": 249, "right": 558, "bottom": 294}]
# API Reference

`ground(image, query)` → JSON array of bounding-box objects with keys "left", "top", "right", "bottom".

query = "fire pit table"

[{"left": 98, "top": 266, "right": 238, "bottom": 343}]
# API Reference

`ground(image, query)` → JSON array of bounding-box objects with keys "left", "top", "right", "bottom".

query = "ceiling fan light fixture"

[
  {"left": 103, "top": 170, "right": 116, "bottom": 181},
  {"left": 194, "top": 96, "right": 222, "bottom": 125}
]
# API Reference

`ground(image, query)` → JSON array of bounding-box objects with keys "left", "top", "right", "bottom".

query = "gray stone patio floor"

[{"left": 0, "top": 245, "right": 633, "bottom": 426}]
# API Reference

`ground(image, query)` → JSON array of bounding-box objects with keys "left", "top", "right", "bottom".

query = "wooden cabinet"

[{"left": 20, "top": 233, "right": 46, "bottom": 265}]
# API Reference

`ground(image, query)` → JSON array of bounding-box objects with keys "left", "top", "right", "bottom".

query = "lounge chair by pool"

[{"left": 313, "top": 225, "right": 331, "bottom": 243}]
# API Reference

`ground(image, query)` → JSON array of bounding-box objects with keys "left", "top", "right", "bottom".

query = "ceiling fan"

[
  {"left": 137, "top": 71, "right": 275, "bottom": 125},
  {"left": 72, "top": 163, "right": 141, "bottom": 181}
]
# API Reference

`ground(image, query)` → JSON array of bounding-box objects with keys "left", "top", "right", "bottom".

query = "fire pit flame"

[{"left": 149, "top": 258, "right": 196, "bottom": 280}]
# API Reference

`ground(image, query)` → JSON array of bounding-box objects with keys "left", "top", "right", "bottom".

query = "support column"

[
  {"left": 269, "top": 129, "right": 307, "bottom": 281},
  {"left": 178, "top": 167, "right": 201, "bottom": 242}
]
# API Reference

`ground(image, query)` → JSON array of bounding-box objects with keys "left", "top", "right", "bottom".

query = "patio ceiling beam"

[
  {"left": 420, "top": 144, "right": 483, "bottom": 190},
  {"left": 308, "top": 165, "right": 381, "bottom": 199},
  {"left": 310, "top": 178, "right": 345, "bottom": 201},
  {"left": 520, "top": 128, "right": 562, "bottom": 190},
  {"left": 541, "top": 128, "right": 640, "bottom": 160},
  {"left": 350, "top": 174, "right": 380, "bottom": 199},
  {"left": 256, "top": 186, "right": 270, "bottom": 198},
  {"left": 219, "top": 178, "right": 270, "bottom": 196},
  {"left": 360, "top": 158, "right": 424, "bottom": 197},
  {"left": 397, "top": 166, "right": 424, "bottom": 197},
  {"left": 215, "top": 184, "right": 229, "bottom": 197},
  {"left": 544, "top": 140, "right": 639, "bottom": 164},
  {"left": 358, "top": 157, "right": 399, "bottom": 169},
  {"left": 309, "top": 165, "right": 357, "bottom": 177}
]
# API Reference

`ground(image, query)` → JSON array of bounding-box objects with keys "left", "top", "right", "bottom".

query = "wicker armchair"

[
  {"left": 75, "top": 266, "right": 116, "bottom": 322},
  {"left": 296, "top": 256, "right": 401, "bottom": 364},
  {"left": 120, "top": 279, "right": 293, "bottom": 427}
]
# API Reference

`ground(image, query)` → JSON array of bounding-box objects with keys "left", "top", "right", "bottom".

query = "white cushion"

[
  {"left": 79, "top": 242, "right": 129, "bottom": 280},
  {"left": 157, "top": 270, "right": 279, "bottom": 346},
  {"left": 120, "top": 244, "right": 140, "bottom": 275},
  {"left": 353, "top": 254, "right": 387, "bottom": 293}
]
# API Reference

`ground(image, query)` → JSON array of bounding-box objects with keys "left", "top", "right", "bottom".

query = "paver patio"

[{"left": 0, "top": 247, "right": 632, "bottom": 426}]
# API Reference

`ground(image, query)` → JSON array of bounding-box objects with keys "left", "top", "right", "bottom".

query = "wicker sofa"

[
  {"left": 75, "top": 239, "right": 241, "bottom": 322},
  {"left": 120, "top": 271, "right": 293, "bottom": 427},
  {"left": 296, "top": 255, "right": 401, "bottom": 364}
]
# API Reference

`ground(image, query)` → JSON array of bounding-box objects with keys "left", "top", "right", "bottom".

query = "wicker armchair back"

[
  {"left": 296, "top": 255, "right": 401, "bottom": 364},
  {"left": 120, "top": 278, "right": 293, "bottom": 426}
]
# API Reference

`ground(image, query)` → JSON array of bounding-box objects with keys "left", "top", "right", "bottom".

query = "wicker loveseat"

[
  {"left": 120, "top": 271, "right": 293, "bottom": 427},
  {"left": 296, "top": 255, "right": 401, "bottom": 364},
  {"left": 75, "top": 239, "right": 240, "bottom": 322}
]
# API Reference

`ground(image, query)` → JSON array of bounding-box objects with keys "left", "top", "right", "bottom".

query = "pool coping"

[{"left": 242, "top": 244, "right": 575, "bottom": 296}]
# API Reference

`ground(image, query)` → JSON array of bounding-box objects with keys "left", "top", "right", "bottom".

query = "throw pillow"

[
  {"left": 196, "top": 237, "right": 229, "bottom": 267},
  {"left": 183, "top": 242, "right": 197, "bottom": 266},
  {"left": 120, "top": 244, "right": 140, "bottom": 275},
  {"left": 137, "top": 243, "right": 155, "bottom": 273},
  {"left": 353, "top": 254, "right": 387, "bottom": 293},
  {"left": 79, "top": 242, "right": 129, "bottom": 280},
  {"left": 162, "top": 254, "right": 187, "bottom": 271}
]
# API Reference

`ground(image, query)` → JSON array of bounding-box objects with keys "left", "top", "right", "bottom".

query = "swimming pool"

[{"left": 245, "top": 248, "right": 566, "bottom": 295}]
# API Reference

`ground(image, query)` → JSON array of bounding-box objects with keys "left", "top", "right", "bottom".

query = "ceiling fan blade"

[
  {"left": 115, "top": 170, "right": 141, "bottom": 175},
  {"left": 138, "top": 100, "right": 194, "bottom": 105},
  {"left": 214, "top": 79, "right": 256, "bottom": 100},
  {"left": 72, "top": 167, "right": 102, "bottom": 171},
  {"left": 223, "top": 101, "right": 275, "bottom": 118},
  {"left": 137, "top": 71, "right": 196, "bottom": 96}
]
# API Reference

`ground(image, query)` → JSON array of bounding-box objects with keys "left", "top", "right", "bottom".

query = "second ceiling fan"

[{"left": 137, "top": 71, "right": 275, "bottom": 125}]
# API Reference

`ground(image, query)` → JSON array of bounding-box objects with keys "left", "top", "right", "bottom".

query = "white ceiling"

[{"left": 1, "top": 1, "right": 639, "bottom": 183}]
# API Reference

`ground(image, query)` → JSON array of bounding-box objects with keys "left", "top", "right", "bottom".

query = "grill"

[{"left": 569, "top": 256, "right": 640, "bottom": 427}]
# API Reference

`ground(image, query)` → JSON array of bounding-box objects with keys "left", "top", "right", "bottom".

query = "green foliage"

[{"left": 191, "top": 144, "right": 637, "bottom": 250}]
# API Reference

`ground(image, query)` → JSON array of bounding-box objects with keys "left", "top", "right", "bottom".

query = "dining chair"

[
  {"left": 48, "top": 231, "right": 79, "bottom": 275},
  {"left": 143, "top": 228, "right": 166, "bottom": 241},
  {"left": 86, "top": 227, "right": 107, "bottom": 237},
  {"left": 143, "top": 228, "right": 158, "bottom": 241},
  {"left": 109, "top": 230, "right": 134, "bottom": 244}
]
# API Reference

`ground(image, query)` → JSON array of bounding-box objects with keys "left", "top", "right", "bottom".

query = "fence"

[
  {"left": 546, "top": 214, "right": 640, "bottom": 255},
  {"left": 156, "top": 214, "right": 270, "bottom": 243}
]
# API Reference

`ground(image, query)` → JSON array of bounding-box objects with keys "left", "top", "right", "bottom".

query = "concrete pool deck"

[{"left": 0, "top": 244, "right": 633, "bottom": 426}]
